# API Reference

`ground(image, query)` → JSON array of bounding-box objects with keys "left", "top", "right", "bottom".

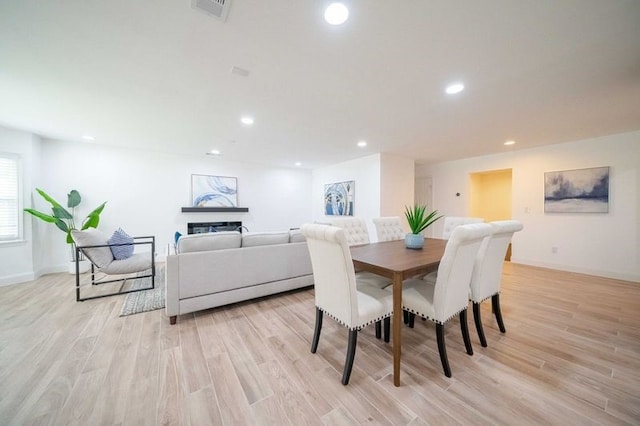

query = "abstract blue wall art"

[
  {"left": 544, "top": 166, "right": 609, "bottom": 213},
  {"left": 324, "top": 180, "right": 354, "bottom": 216},
  {"left": 191, "top": 174, "right": 238, "bottom": 207}
]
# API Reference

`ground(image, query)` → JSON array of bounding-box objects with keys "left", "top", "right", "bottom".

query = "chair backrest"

[
  {"left": 372, "top": 216, "right": 405, "bottom": 242},
  {"left": 432, "top": 223, "right": 493, "bottom": 322},
  {"left": 301, "top": 224, "right": 360, "bottom": 328},
  {"left": 442, "top": 216, "right": 484, "bottom": 239},
  {"left": 329, "top": 217, "right": 370, "bottom": 245},
  {"left": 470, "top": 220, "right": 523, "bottom": 302}
]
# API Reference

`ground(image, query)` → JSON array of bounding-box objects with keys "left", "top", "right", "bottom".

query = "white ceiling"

[{"left": 1, "top": 0, "right": 639, "bottom": 169}]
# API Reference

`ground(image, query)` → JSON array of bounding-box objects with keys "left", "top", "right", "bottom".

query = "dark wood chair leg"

[
  {"left": 342, "top": 330, "right": 358, "bottom": 385},
  {"left": 408, "top": 313, "right": 415, "bottom": 328},
  {"left": 311, "top": 308, "right": 323, "bottom": 353},
  {"left": 492, "top": 294, "right": 506, "bottom": 333},
  {"left": 473, "top": 302, "right": 487, "bottom": 347},
  {"left": 170, "top": 316, "right": 177, "bottom": 325},
  {"left": 460, "top": 310, "right": 473, "bottom": 355},
  {"left": 436, "top": 323, "right": 451, "bottom": 377},
  {"left": 403, "top": 310, "right": 409, "bottom": 324},
  {"left": 375, "top": 321, "right": 381, "bottom": 339},
  {"left": 383, "top": 317, "right": 390, "bottom": 343}
]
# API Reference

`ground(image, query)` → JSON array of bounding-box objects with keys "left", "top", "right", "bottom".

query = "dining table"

[{"left": 350, "top": 237, "right": 447, "bottom": 386}]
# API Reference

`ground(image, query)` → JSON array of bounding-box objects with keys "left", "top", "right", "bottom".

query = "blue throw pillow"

[{"left": 108, "top": 228, "right": 134, "bottom": 260}]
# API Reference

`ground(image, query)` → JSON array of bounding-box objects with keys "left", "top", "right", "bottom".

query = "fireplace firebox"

[{"left": 187, "top": 221, "right": 243, "bottom": 234}]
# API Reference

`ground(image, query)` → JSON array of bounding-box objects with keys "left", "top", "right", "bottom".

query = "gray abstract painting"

[{"left": 544, "top": 166, "right": 609, "bottom": 213}]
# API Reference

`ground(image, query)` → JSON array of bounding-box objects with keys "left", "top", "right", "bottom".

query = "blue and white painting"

[
  {"left": 324, "top": 181, "right": 354, "bottom": 216},
  {"left": 544, "top": 166, "right": 609, "bottom": 213},
  {"left": 192, "top": 175, "right": 238, "bottom": 207}
]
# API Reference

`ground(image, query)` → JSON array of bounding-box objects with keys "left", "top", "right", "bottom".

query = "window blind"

[{"left": 0, "top": 155, "right": 20, "bottom": 241}]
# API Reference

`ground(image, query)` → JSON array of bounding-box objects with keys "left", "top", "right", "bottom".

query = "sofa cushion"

[
  {"left": 71, "top": 229, "right": 114, "bottom": 268},
  {"left": 289, "top": 229, "right": 306, "bottom": 243},
  {"left": 242, "top": 231, "right": 290, "bottom": 247},
  {"left": 177, "top": 231, "right": 241, "bottom": 253}
]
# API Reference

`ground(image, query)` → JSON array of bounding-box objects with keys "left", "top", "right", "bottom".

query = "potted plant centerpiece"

[
  {"left": 24, "top": 188, "right": 107, "bottom": 273},
  {"left": 404, "top": 204, "right": 442, "bottom": 249}
]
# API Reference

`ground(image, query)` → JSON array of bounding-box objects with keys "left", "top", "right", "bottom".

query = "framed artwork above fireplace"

[{"left": 191, "top": 174, "right": 238, "bottom": 207}]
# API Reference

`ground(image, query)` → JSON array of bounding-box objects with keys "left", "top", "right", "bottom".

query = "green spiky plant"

[
  {"left": 24, "top": 189, "right": 107, "bottom": 261},
  {"left": 404, "top": 204, "right": 443, "bottom": 235}
]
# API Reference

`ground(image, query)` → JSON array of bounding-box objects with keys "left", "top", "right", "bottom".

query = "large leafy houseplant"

[
  {"left": 24, "top": 189, "right": 107, "bottom": 261},
  {"left": 404, "top": 204, "right": 442, "bottom": 249}
]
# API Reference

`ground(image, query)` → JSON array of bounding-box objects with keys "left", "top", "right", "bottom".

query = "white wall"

[
  {"left": 380, "top": 152, "right": 415, "bottom": 233},
  {"left": 417, "top": 130, "right": 640, "bottom": 282},
  {"left": 2, "top": 134, "right": 313, "bottom": 284},
  {"left": 0, "top": 127, "right": 39, "bottom": 285},
  {"left": 312, "top": 154, "right": 382, "bottom": 240}
]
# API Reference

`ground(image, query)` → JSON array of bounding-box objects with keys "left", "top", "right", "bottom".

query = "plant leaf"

[
  {"left": 52, "top": 206, "right": 73, "bottom": 220},
  {"left": 54, "top": 218, "right": 69, "bottom": 233},
  {"left": 81, "top": 202, "right": 106, "bottom": 230},
  {"left": 35, "top": 188, "right": 63, "bottom": 209},
  {"left": 23, "top": 208, "right": 57, "bottom": 223},
  {"left": 67, "top": 190, "right": 81, "bottom": 208},
  {"left": 404, "top": 204, "right": 442, "bottom": 234},
  {"left": 66, "top": 231, "right": 74, "bottom": 244}
]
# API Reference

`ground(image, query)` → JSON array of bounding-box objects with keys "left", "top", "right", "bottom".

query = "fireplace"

[{"left": 187, "top": 221, "right": 243, "bottom": 234}]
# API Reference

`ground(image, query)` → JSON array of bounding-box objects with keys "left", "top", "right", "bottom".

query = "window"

[{"left": 0, "top": 154, "right": 20, "bottom": 242}]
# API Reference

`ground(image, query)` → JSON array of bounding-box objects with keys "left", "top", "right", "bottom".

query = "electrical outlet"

[{"left": 551, "top": 246, "right": 558, "bottom": 254}]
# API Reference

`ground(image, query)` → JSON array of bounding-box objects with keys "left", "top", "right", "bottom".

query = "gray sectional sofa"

[{"left": 165, "top": 229, "right": 313, "bottom": 324}]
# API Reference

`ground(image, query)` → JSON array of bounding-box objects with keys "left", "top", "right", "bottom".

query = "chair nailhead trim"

[
  {"left": 402, "top": 306, "right": 468, "bottom": 325},
  {"left": 317, "top": 306, "right": 392, "bottom": 331}
]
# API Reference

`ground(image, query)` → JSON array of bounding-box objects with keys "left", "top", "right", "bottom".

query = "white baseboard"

[
  {"left": 0, "top": 272, "right": 35, "bottom": 287},
  {"left": 512, "top": 257, "right": 640, "bottom": 283}
]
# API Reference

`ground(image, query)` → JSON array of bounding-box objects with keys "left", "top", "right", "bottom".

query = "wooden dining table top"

[{"left": 350, "top": 238, "right": 447, "bottom": 279}]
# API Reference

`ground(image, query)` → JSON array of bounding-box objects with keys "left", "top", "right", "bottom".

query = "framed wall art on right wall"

[{"left": 544, "top": 166, "right": 609, "bottom": 213}]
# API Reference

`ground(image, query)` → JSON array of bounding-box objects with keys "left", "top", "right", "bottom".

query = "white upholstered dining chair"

[
  {"left": 372, "top": 216, "right": 405, "bottom": 242},
  {"left": 469, "top": 220, "right": 523, "bottom": 347},
  {"left": 442, "top": 216, "right": 484, "bottom": 239},
  {"left": 402, "top": 222, "right": 492, "bottom": 377},
  {"left": 330, "top": 217, "right": 391, "bottom": 291},
  {"left": 301, "top": 223, "right": 393, "bottom": 385}
]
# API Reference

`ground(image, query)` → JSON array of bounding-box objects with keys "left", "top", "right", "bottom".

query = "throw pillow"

[{"left": 108, "top": 228, "right": 134, "bottom": 260}]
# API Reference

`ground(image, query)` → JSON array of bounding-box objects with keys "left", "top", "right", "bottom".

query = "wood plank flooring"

[{"left": 0, "top": 262, "right": 638, "bottom": 425}]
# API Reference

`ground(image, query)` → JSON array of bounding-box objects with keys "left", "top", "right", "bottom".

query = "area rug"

[{"left": 119, "top": 267, "right": 165, "bottom": 317}]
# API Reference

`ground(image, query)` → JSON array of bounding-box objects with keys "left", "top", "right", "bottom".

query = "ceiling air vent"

[{"left": 191, "top": 0, "right": 231, "bottom": 22}]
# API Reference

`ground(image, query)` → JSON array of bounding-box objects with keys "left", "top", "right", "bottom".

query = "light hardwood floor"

[{"left": 1, "top": 262, "right": 639, "bottom": 425}]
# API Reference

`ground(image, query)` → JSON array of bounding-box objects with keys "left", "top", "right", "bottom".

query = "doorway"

[{"left": 469, "top": 169, "right": 513, "bottom": 260}]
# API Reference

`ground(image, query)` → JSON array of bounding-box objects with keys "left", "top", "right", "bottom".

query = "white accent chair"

[
  {"left": 372, "top": 216, "right": 405, "bottom": 242},
  {"left": 442, "top": 216, "right": 484, "bottom": 239},
  {"left": 301, "top": 224, "right": 394, "bottom": 385},
  {"left": 402, "top": 222, "right": 492, "bottom": 377},
  {"left": 470, "top": 220, "right": 523, "bottom": 347},
  {"left": 330, "top": 217, "right": 391, "bottom": 290},
  {"left": 71, "top": 229, "right": 155, "bottom": 302}
]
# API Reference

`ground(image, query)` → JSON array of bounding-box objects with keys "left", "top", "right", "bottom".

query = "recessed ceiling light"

[
  {"left": 295, "top": 162, "right": 302, "bottom": 167},
  {"left": 81, "top": 135, "right": 95, "bottom": 141},
  {"left": 206, "top": 149, "right": 221, "bottom": 156},
  {"left": 504, "top": 140, "right": 516, "bottom": 146},
  {"left": 445, "top": 83, "right": 465, "bottom": 95},
  {"left": 357, "top": 140, "right": 367, "bottom": 147},
  {"left": 240, "top": 116, "right": 254, "bottom": 125},
  {"left": 324, "top": 3, "right": 349, "bottom": 25}
]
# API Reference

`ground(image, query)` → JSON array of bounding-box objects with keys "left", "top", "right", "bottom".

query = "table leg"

[{"left": 392, "top": 272, "right": 402, "bottom": 386}]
